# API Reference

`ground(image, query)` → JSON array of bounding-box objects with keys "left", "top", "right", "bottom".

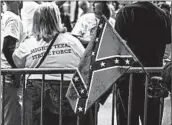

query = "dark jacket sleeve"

[
  {"left": 162, "top": 62, "right": 172, "bottom": 91},
  {"left": 2, "top": 36, "right": 17, "bottom": 68}
]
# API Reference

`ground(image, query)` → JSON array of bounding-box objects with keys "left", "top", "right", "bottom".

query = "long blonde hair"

[{"left": 32, "top": 3, "right": 66, "bottom": 42}]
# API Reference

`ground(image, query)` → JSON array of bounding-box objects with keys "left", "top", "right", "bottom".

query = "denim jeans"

[
  {"left": 1, "top": 82, "right": 21, "bottom": 125},
  {"left": 24, "top": 79, "right": 97, "bottom": 125}
]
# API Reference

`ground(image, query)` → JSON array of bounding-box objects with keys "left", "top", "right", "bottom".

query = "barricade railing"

[
  {"left": 1, "top": 67, "right": 166, "bottom": 125},
  {"left": 111, "top": 67, "right": 164, "bottom": 125}
]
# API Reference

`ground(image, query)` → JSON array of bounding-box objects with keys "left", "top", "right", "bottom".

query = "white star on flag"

[
  {"left": 74, "top": 76, "right": 79, "bottom": 82},
  {"left": 92, "top": 52, "right": 95, "bottom": 56},
  {"left": 80, "top": 89, "right": 85, "bottom": 94},
  {"left": 78, "top": 107, "right": 83, "bottom": 112},
  {"left": 114, "top": 58, "right": 119, "bottom": 64},
  {"left": 125, "top": 59, "right": 130, "bottom": 64},
  {"left": 100, "top": 62, "right": 106, "bottom": 67},
  {"left": 96, "top": 38, "right": 99, "bottom": 42},
  {"left": 99, "top": 24, "right": 103, "bottom": 28}
]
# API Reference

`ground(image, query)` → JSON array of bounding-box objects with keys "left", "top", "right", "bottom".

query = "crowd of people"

[{"left": 1, "top": 1, "right": 171, "bottom": 125}]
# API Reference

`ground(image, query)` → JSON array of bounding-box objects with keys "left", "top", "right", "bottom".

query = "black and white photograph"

[{"left": 0, "top": 1, "right": 172, "bottom": 125}]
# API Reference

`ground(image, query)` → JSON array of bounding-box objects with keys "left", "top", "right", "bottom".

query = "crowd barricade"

[{"left": 1, "top": 67, "right": 168, "bottom": 125}]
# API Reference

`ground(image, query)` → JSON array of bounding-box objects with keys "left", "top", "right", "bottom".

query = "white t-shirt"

[
  {"left": 21, "top": 2, "right": 39, "bottom": 36},
  {"left": 1, "top": 11, "right": 24, "bottom": 69},
  {"left": 71, "top": 13, "right": 115, "bottom": 43},
  {"left": 13, "top": 33, "right": 85, "bottom": 81}
]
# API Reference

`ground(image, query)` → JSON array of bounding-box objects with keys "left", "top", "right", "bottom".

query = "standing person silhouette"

[
  {"left": 115, "top": 1, "right": 171, "bottom": 125},
  {"left": 1, "top": 1, "right": 24, "bottom": 125}
]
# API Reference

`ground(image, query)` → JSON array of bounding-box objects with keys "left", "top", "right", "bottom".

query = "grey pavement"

[{"left": 98, "top": 94, "right": 171, "bottom": 125}]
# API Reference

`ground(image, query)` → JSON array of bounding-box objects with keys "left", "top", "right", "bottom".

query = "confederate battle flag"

[{"left": 66, "top": 17, "right": 137, "bottom": 114}]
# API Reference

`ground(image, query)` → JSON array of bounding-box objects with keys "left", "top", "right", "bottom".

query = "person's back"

[
  {"left": 13, "top": 32, "right": 84, "bottom": 81},
  {"left": 115, "top": 2, "right": 171, "bottom": 125},
  {"left": 12, "top": 3, "right": 94, "bottom": 125},
  {"left": 115, "top": 1, "right": 171, "bottom": 67}
]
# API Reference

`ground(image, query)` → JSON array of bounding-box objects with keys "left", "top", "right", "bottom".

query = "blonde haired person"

[{"left": 13, "top": 3, "right": 93, "bottom": 125}]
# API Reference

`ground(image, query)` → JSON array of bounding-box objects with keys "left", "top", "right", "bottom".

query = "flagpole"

[{"left": 101, "top": 15, "right": 151, "bottom": 79}]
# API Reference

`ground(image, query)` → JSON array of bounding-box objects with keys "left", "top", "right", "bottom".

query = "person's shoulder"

[
  {"left": 115, "top": 4, "right": 131, "bottom": 16},
  {"left": 3, "top": 11, "right": 21, "bottom": 23},
  {"left": 59, "top": 33, "right": 80, "bottom": 44},
  {"left": 117, "top": 2, "right": 147, "bottom": 12},
  {"left": 60, "top": 32, "right": 78, "bottom": 40},
  {"left": 4, "top": 11, "right": 19, "bottom": 18},
  {"left": 78, "top": 13, "right": 97, "bottom": 24},
  {"left": 23, "top": 35, "right": 37, "bottom": 45},
  {"left": 80, "top": 13, "right": 95, "bottom": 19}
]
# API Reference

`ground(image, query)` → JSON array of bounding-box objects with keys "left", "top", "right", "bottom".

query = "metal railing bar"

[
  {"left": 171, "top": 92, "right": 172, "bottom": 125},
  {"left": 94, "top": 102, "right": 98, "bottom": 125},
  {"left": 1, "top": 68, "right": 75, "bottom": 75},
  {"left": 21, "top": 74, "right": 26, "bottom": 125},
  {"left": 143, "top": 76, "right": 149, "bottom": 125},
  {"left": 171, "top": 67, "right": 172, "bottom": 125},
  {"left": 1, "top": 67, "right": 162, "bottom": 75},
  {"left": 77, "top": 116, "right": 80, "bottom": 125},
  {"left": 127, "top": 73, "right": 133, "bottom": 125},
  {"left": 1, "top": 75, "right": 5, "bottom": 125},
  {"left": 59, "top": 73, "right": 64, "bottom": 125},
  {"left": 111, "top": 84, "right": 116, "bottom": 125},
  {"left": 159, "top": 98, "right": 164, "bottom": 125},
  {"left": 126, "top": 67, "right": 163, "bottom": 73},
  {"left": 0, "top": 67, "right": 164, "bottom": 125},
  {"left": 40, "top": 74, "right": 45, "bottom": 125}
]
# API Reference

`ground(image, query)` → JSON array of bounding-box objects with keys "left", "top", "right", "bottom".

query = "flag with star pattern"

[{"left": 66, "top": 17, "right": 137, "bottom": 114}]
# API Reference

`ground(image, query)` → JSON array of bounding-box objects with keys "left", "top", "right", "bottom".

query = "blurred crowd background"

[
  {"left": 1, "top": 1, "right": 171, "bottom": 62},
  {"left": 1, "top": 1, "right": 171, "bottom": 28}
]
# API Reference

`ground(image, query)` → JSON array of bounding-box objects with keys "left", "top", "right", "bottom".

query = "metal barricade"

[
  {"left": 1, "top": 68, "right": 75, "bottom": 125},
  {"left": 111, "top": 67, "right": 164, "bottom": 125},
  {"left": 1, "top": 67, "right": 167, "bottom": 125}
]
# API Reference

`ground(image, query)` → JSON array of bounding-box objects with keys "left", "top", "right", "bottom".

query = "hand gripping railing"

[{"left": 1, "top": 67, "right": 167, "bottom": 125}]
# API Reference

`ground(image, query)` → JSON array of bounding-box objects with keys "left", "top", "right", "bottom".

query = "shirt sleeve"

[
  {"left": 12, "top": 40, "right": 30, "bottom": 68},
  {"left": 4, "top": 18, "right": 20, "bottom": 41},
  {"left": 71, "top": 17, "right": 84, "bottom": 37}
]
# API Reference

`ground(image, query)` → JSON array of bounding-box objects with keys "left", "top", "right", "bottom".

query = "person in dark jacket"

[{"left": 115, "top": 1, "right": 171, "bottom": 125}]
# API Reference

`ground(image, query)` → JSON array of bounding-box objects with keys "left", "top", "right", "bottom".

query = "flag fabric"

[{"left": 66, "top": 17, "right": 136, "bottom": 114}]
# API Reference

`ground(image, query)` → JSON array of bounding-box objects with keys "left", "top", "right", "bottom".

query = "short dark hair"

[{"left": 93, "top": 1, "right": 111, "bottom": 19}]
